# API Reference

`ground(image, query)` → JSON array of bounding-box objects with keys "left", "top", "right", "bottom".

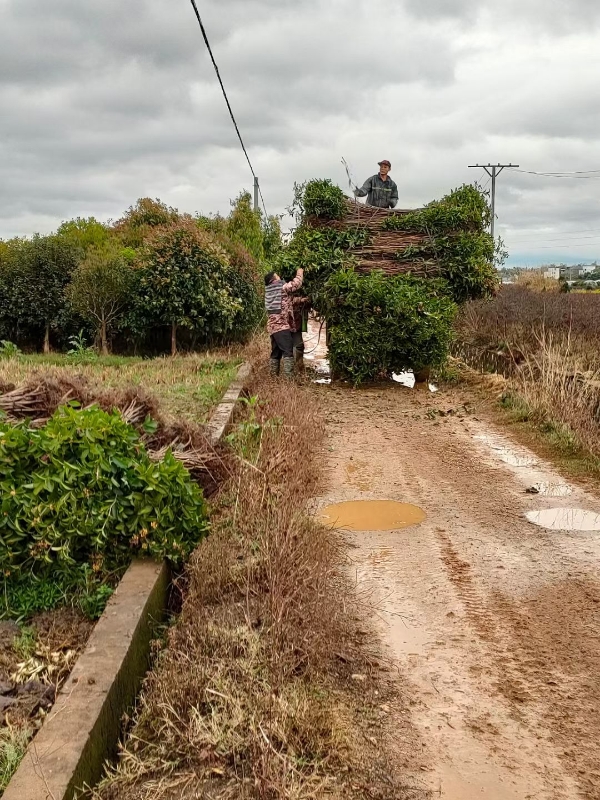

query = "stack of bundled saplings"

[{"left": 277, "top": 180, "right": 501, "bottom": 384}]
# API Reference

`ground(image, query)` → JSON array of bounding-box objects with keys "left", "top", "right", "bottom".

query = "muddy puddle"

[
  {"left": 527, "top": 482, "right": 573, "bottom": 497},
  {"left": 526, "top": 507, "right": 600, "bottom": 532},
  {"left": 318, "top": 500, "right": 426, "bottom": 531}
]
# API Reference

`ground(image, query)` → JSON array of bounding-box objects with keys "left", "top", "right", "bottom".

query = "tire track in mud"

[
  {"left": 319, "top": 382, "right": 600, "bottom": 799},
  {"left": 435, "top": 528, "right": 537, "bottom": 709}
]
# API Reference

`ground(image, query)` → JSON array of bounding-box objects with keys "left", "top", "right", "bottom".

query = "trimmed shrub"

[
  {"left": 0, "top": 405, "right": 208, "bottom": 616},
  {"left": 322, "top": 270, "right": 457, "bottom": 384},
  {"left": 301, "top": 179, "right": 347, "bottom": 221}
]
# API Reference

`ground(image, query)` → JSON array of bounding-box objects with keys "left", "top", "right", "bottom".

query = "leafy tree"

[
  {"left": 262, "top": 214, "right": 283, "bottom": 261},
  {"left": 130, "top": 219, "right": 241, "bottom": 355},
  {"left": 115, "top": 198, "right": 180, "bottom": 249},
  {"left": 226, "top": 191, "right": 264, "bottom": 262},
  {"left": 56, "top": 217, "right": 110, "bottom": 255},
  {"left": 66, "top": 243, "right": 135, "bottom": 354},
  {"left": 10, "top": 235, "right": 79, "bottom": 352}
]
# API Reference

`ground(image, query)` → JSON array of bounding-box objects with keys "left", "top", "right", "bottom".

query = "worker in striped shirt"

[{"left": 264, "top": 268, "right": 304, "bottom": 378}]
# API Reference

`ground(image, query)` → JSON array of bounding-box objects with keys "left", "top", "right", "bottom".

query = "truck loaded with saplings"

[{"left": 276, "top": 180, "right": 502, "bottom": 385}]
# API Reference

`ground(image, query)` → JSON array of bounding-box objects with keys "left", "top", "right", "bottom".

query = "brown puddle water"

[
  {"left": 318, "top": 500, "right": 426, "bottom": 531},
  {"left": 526, "top": 507, "right": 600, "bottom": 532}
]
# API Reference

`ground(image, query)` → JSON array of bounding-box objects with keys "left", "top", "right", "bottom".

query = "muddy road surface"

[{"left": 315, "top": 381, "right": 600, "bottom": 799}]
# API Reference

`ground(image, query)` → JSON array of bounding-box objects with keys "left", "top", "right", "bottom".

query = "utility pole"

[
  {"left": 468, "top": 163, "right": 519, "bottom": 240},
  {"left": 253, "top": 176, "right": 259, "bottom": 213}
]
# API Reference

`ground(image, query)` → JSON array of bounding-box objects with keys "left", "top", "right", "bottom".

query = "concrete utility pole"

[
  {"left": 468, "top": 163, "right": 519, "bottom": 240},
  {"left": 253, "top": 176, "right": 259, "bottom": 213}
]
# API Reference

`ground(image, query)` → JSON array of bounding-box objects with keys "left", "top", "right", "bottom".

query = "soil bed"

[{"left": 0, "top": 610, "right": 94, "bottom": 793}]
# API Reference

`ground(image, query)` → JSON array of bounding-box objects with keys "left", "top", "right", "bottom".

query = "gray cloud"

[{"left": 1, "top": 0, "right": 600, "bottom": 265}]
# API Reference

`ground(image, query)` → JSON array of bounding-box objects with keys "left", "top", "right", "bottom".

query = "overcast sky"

[{"left": 2, "top": 0, "right": 600, "bottom": 266}]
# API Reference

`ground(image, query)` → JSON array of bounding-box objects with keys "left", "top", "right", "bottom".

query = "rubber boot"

[
  {"left": 282, "top": 356, "right": 295, "bottom": 380},
  {"left": 269, "top": 358, "right": 280, "bottom": 377}
]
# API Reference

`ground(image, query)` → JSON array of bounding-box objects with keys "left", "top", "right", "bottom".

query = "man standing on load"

[
  {"left": 354, "top": 159, "right": 398, "bottom": 209},
  {"left": 264, "top": 267, "right": 304, "bottom": 378}
]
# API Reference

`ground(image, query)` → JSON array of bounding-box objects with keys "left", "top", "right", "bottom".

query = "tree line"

[{"left": 0, "top": 193, "right": 280, "bottom": 355}]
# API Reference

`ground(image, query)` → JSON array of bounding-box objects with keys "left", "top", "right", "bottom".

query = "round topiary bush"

[{"left": 322, "top": 270, "right": 457, "bottom": 385}]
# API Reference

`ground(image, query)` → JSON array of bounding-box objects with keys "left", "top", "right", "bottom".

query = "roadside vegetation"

[
  {"left": 0, "top": 350, "right": 238, "bottom": 795},
  {"left": 454, "top": 284, "right": 600, "bottom": 469},
  {"left": 0, "top": 192, "right": 280, "bottom": 357},
  {"left": 91, "top": 360, "right": 414, "bottom": 800}
]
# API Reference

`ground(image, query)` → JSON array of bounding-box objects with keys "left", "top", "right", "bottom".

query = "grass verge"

[
  {"left": 0, "top": 725, "right": 31, "bottom": 793},
  {"left": 451, "top": 360, "right": 600, "bottom": 486},
  {"left": 0, "top": 353, "right": 240, "bottom": 424},
  {"left": 90, "top": 368, "right": 413, "bottom": 799}
]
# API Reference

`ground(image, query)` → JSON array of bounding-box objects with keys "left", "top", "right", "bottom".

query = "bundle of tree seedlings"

[{"left": 277, "top": 180, "right": 502, "bottom": 384}]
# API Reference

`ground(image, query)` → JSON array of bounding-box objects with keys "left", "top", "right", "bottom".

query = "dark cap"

[{"left": 378, "top": 159, "right": 391, "bottom": 168}]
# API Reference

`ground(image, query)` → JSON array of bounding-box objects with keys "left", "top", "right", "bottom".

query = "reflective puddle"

[
  {"left": 496, "top": 450, "right": 538, "bottom": 467},
  {"left": 318, "top": 500, "right": 426, "bottom": 531},
  {"left": 527, "top": 482, "right": 573, "bottom": 497},
  {"left": 526, "top": 508, "right": 600, "bottom": 532}
]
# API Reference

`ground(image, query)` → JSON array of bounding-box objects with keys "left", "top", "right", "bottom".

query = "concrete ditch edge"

[
  {"left": 205, "top": 361, "right": 252, "bottom": 446},
  {"left": 3, "top": 560, "right": 170, "bottom": 800},
  {"left": 3, "top": 360, "right": 253, "bottom": 800}
]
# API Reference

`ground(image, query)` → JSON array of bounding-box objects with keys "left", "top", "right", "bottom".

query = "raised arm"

[
  {"left": 283, "top": 268, "right": 304, "bottom": 293},
  {"left": 354, "top": 177, "right": 372, "bottom": 198}
]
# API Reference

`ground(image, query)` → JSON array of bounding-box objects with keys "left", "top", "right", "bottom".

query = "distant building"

[
  {"left": 543, "top": 263, "right": 598, "bottom": 281},
  {"left": 543, "top": 267, "right": 560, "bottom": 280}
]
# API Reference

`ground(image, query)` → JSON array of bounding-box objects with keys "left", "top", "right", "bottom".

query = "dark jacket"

[{"left": 355, "top": 174, "right": 398, "bottom": 208}]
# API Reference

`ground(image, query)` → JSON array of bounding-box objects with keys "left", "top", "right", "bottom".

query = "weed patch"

[{"left": 91, "top": 370, "right": 407, "bottom": 799}]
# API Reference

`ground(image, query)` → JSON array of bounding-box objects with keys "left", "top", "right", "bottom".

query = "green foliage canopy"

[
  {"left": 66, "top": 243, "right": 135, "bottom": 354},
  {"left": 0, "top": 405, "right": 208, "bottom": 595},
  {"left": 322, "top": 270, "right": 457, "bottom": 384}
]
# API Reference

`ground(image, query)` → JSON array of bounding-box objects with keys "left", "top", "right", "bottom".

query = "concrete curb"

[
  {"left": 3, "top": 560, "right": 170, "bottom": 800},
  {"left": 205, "top": 361, "right": 252, "bottom": 446},
  {"left": 3, "top": 360, "right": 253, "bottom": 800}
]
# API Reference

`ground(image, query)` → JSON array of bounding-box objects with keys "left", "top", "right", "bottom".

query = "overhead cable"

[{"left": 188, "top": 0, "right": 268, "bottom": 217}]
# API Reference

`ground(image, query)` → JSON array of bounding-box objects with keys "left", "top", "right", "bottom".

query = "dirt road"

[{"left": 315, "top": 380, "right": 600, "bottom": 799}]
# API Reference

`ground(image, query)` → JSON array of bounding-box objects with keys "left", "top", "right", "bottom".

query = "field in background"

[
  {"left": 0, "top": 353, "right": 241, "bottom": 425},
  {"left": 455, "top": 285, "right": 600, "bottom": 464}
]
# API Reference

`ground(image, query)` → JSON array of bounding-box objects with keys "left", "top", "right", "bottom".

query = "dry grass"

[
  {"left": 90, "top": 365, "right": 414, "bottom": 800},
  {"left": 502, "top": 331, "right": 600, "bottom": 462},
  {"left": 0, "top": 353, "right": 240, "bottom": 425},
  {"left": 454, "top": 286, "right": 600, "bottom": 463}
]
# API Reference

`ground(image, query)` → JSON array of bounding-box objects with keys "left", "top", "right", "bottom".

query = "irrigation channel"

[{"left": 309, "top": 319, "right": 600, "bottom": 799}]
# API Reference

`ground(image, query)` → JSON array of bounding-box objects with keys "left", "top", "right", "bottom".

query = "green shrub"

[
  {"left": 128, "top": 219, "right": 261, "bottom": 353},
  {"left": 382, "top": 184, "right": 491, "bottom": 234},
  {"left": 0, "top": 340, "right": 21, "bottom": 359},
  {"left": 301, "top": 179, "right": 347, "bottom": 221},
  {"left": 380, "top": 185, "right": 499, "bottom": 303},
  {"left": 322, "top": 270, "right": 457, "bottom": 384},
  {"left": 0, "top": 405, "right": 208, "bottom": 617}
]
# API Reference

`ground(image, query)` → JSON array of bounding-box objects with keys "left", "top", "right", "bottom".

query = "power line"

[
  {"left": 507, "top": 168, "right": 600, "bottom": 179},
  {"left": 509, "top": 227, "right": 600, "bottom": 239},
  {"left": 188, "top": 0, "right": 268, "bottom": 217}
]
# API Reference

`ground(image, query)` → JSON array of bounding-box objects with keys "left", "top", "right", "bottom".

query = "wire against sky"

[
  {"left": 188, "top": 0, "right": 268, "bottom": 217},
  {"left": 507, "top": 168, "right": 600, "bottom": 179}
]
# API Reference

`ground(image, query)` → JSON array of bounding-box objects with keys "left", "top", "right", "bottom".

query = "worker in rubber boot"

[
  {"left": 354, "top": 159, "right": 398, "bottom": 209},
  {"left": 291, "top": 294, "right": 310, "bottom": 370},
  {"left": 264, "top": 268, "right": 304, "bottom": 378}
]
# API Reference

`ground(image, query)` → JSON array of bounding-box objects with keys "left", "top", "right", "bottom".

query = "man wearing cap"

[{"left": 354, "top": 160, "right": 398, "bottom": 209}]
